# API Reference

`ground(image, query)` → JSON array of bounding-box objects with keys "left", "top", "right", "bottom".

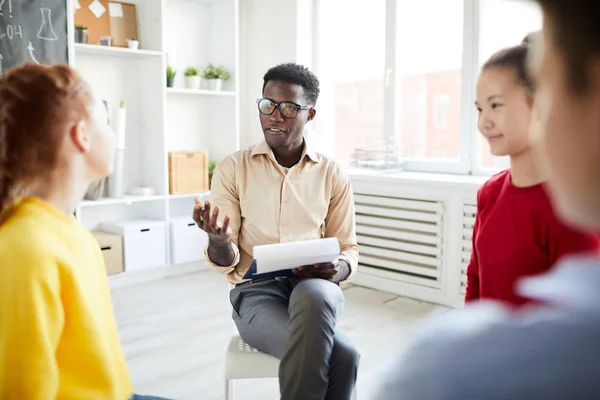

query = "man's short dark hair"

[
  {"left": 535, "top": 0, "right": 600, "bottom": 93},
  {"left": 262, "top": 63, "right": 320, "bottom": 105}
]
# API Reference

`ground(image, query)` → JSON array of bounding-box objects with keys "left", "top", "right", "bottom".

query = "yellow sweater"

[{"left": 0, "top": 197, "right": 133, "bottom": 399}]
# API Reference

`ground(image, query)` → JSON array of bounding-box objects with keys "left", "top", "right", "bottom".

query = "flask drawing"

[{"left": 37, "top": 7, "right": 58, "bottom": 41}]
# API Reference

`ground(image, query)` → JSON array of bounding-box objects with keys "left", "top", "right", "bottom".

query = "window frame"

[{"left": 313, "top": 0, "right": 515, "bottom": 177}]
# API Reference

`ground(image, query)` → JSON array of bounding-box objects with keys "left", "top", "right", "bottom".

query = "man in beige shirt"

[{"left": 193, "top": 63, "right": 359, "bottom": 399}]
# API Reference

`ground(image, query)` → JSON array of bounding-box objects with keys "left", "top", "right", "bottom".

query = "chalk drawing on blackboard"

[
  {"left": 27, "top": 42, "right": 40, "bottom": 64},
  {"left": 0, "top": 24, "right": 23, "bottom": 41},
  {"left": 37, "top": 7, "right": 58, "bottom": 41},
  {"left": 0, "top": 0, "right": 12, "bottom": 18},
  {"left": 0, "top": 54, "right": 3, "bottom": 78}
]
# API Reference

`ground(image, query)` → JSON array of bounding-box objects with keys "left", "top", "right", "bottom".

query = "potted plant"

[
  {"left": 208, "top": 161, "right": 217, "bottom": 188},
  {"left": 126, "top": 37, "right": 139, "bottom": 50},
  {"left": 202, "top": 64, "right": 230, "bottom": 91},
  {"left": 166, "top": 66, "right": 176, "bottom": 88},
  {"left": 74, "top": 25, "right": 88, "bottom": 44},
  {"left": 184, "top": 67, "right": 201, "bottom": 90}
]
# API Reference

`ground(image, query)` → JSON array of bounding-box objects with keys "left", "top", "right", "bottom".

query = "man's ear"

[
  {"left": 308, "top": 108, "right": 317, "bottom": 121},
  {"left": 70, "top": 120, "right": 91, "bottom": 153}
]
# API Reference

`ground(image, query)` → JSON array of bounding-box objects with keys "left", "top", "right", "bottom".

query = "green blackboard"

[{"left": 0, "top": 0, "right": 69, "bottom": 77}]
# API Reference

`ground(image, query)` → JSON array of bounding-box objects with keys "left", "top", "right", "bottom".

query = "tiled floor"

[{"left": 110, "top": 264, "right": 448, "bottom": 399}]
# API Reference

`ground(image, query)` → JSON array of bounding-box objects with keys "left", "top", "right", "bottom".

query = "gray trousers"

[{"left": 230, "top": 276, "right": 360, "bottom": 400}]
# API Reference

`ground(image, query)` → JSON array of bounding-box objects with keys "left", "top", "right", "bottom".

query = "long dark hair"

[{"left": 482, "top": 33, "right": 538, "bottom": 95}]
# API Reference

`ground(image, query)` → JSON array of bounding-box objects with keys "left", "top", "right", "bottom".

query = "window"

[
  {"left": 314, "top": 0, "right": 386, "bottom": 166},
  {"left": 432, "top": 94, "right": 452, "bottom": 131},
  {"left": 315, "top": 0, "right": 542, "bottom": 175},
  {"left": 395, "top": 0, "right": 464, "bottom": 165}
]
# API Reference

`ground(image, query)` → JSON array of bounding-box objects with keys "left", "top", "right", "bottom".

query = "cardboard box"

[
  {"left": 169, "top": 151, "right": 209, "bottom": 194},
  {"left": 92, "top": 231, "right": 124, "bottom": 275}
]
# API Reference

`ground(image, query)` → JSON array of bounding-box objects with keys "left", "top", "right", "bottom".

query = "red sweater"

[{"left": 465, "top": 170, "right": 600, "bottom": 306}]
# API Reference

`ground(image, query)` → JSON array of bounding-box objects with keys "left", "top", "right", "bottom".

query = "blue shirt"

[{"left": 376, "top": 255, "right": 600, "bottom": 400}]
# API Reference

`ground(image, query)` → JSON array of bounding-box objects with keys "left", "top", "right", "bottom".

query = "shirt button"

[
  {"left": 282, "top": 221, "right": 288, "bottom": 226},
  {"left": 284, "top": 197, "right": 290, "bottom": 203}
]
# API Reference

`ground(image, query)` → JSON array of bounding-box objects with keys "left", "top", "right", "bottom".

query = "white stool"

[
  {"left": 224, "top": 334, "right": 280, "bottom": 399},
  {"left": 224, "top": 286, "right": 358, "bottom": 400}
]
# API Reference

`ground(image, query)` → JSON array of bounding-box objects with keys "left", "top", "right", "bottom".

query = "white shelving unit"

[
  {"left": 167, "top": 87, "right": 236, "bottom": 97},
  {"left": 71, "top": 0, "right": 239, "bottom": 271},
  {"left": 74, "top": 43, "right": 163, "bottom": 59},
  {"left": 79, "top": 195, "right": 168, "bottom": 207}
]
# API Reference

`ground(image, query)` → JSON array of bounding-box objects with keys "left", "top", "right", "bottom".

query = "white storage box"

[
  {"left": 101, "top": 219, "right": 167, "bottom": 272},
  {"left": 170, "top": 216, "right": 208, "bottom": 265}
]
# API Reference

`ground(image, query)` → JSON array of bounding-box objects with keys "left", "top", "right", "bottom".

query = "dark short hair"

[
  {"left": 535, "top": 0, "right": 600, "bottom": 93},
  {"left": 482, "top": 34, "right": 535, "bottom": 94},
  {"left": 262, "top": 63, "right": 320, "bottom": 105}
]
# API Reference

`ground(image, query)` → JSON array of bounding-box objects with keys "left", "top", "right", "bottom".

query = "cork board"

[
  {"left": 109, "top": 3, "right": 138, "bottom": 47},
  {"left": 74, "top": 1, "right": 137, "bottom": 47}
]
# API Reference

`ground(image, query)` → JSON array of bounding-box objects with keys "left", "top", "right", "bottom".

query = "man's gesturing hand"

[
  {"left": 193, "top": 198, "right": 232, "bottom": 243},
  {"left": 293, "top": 258, "right": 350, "bottom": 283}
]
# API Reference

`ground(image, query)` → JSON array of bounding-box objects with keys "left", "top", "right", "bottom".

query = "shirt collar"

[
  {"left": 518, "top": 254, "right": 600, "bottom": 310},
  {"left": 251, "top": 136, "right": 320, "bottom": 163}
]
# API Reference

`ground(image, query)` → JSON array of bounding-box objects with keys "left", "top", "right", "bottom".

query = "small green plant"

[
  {"left": 128, "top": 37, "right": 137, "bottom": 41},
  {"left": 166, "top": 66, "right": 176, "bottom": 79},
  {"left": 216, "top": 68, "right": 230, "bottom": 80},
  {"left": 75, "top": 24, "right": 87, "bottom": 30},
  {"left": 208, "top": 161, "right": 217, "bottom": 175},
  {"left": 202, "top": 64, "right": 230, "bottom": 80},
  {"left": 208, "top": 161, "right": 217, "bottom": 186},
  {"left": 184, "top": 67, "right": 199, "bottom": 77}
]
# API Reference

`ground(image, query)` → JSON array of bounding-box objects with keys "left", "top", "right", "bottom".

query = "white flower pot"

[
  {"left": 209, "top": 79, "right": 223, "bottom": 91},
  {"left": 126, "top": 40, "right": 139, "bottom": 50},
  {"left": 185, "top": 76, "right": 201, "bottom": 90}
]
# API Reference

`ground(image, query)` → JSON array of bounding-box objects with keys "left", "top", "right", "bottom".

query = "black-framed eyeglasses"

[{"left": 256, "top": 98, "right": 311, "bottom": 119}]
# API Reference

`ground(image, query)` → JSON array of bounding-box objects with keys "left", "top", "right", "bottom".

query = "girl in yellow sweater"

[{"left": 0, "top": 64, "right": 166, "bottom": 400}]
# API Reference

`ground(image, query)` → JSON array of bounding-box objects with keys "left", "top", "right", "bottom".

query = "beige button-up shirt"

[{"left": 204, "top": 138, "right": 359, "bottom": 284}]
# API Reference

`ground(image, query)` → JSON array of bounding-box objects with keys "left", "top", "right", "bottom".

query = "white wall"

[{"left": 239, "top": 0, "right": 314, "bottom": 149}]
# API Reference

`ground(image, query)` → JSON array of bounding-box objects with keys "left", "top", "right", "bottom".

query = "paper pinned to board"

[
  {"left": 88, "top": 0, "right": 106, "bottom": 18},
  {"left": 253, "top": 238, "right": 340, "bottom": 274},
  {"left": 108, "top": 2, "right": 123, "bottom": 18}
]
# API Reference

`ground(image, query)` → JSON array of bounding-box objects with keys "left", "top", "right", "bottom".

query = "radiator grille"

[
  {"left": 355, "top": 193, "right": 445, "bottom": 289},
  {"left": 461, "top": 204, "right": 477, "bottom": 295}
]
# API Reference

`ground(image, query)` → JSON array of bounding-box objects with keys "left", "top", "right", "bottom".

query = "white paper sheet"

[
  {"left": 88, "top": 0, "right": 106, "bottom": 18},
  {"left": 108, "top": 2, "right": 123, "bottom": 18},
  {"left": 253, "top": 238, "right": 340, "bottom": 274}
]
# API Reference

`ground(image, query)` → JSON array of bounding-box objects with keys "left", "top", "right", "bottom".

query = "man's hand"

[
  {"left": 192, "top": 198, "right": 232, "bottom": 243},
  {"left": 193, "top": 198, "right": 236, "bottom": 267},
  {"left": 293, "top": 258, "right": 350, "bottom": 283}
]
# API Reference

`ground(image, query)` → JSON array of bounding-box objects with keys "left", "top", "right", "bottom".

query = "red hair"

[{"left": 0, "top": 63, "right": 93, "bottom": 212}]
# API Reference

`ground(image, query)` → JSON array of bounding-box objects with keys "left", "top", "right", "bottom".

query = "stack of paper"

[{"left": 254, "top": 237, "right": 341, "bottom": 274}]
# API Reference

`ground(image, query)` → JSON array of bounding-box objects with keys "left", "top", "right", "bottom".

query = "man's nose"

[{"left": 269, "top": 107, "right": 284, "bottom": 121}]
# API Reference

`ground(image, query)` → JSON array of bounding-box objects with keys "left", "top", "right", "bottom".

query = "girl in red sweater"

[{"left": 466, "top": 35, "right": 600, "bottom": 306}]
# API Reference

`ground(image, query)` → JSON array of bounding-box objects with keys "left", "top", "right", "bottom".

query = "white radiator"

[
  {"left": 354, "top": 193, "right": 445, "bottom": 290},
  {"left": 461, "top": 204, "right": 477, "bottom": 295}
]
